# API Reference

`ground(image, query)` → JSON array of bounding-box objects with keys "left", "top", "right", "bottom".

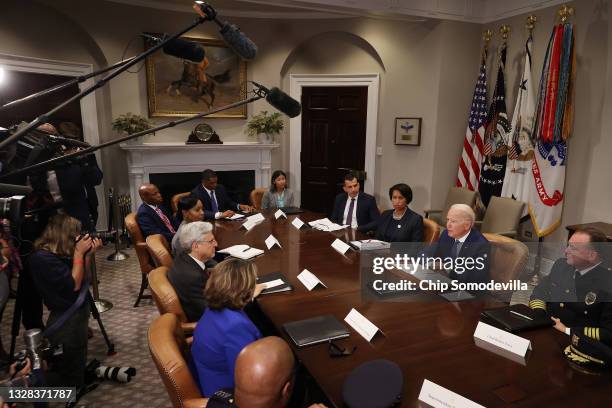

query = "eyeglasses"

[
  {"left": 328, "top": 340, "right": 356, "bottom": 357},
  {"left": 198, "top": 238, "right": 217, "bottom": 245}
]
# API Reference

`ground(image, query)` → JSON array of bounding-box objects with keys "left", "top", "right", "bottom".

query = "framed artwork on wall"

[
  {"left": 394, "top": 117, "right": 421, "bottom": 146},
  {"left": 144, "top": 35, "right": 247, "bottom": 118}
]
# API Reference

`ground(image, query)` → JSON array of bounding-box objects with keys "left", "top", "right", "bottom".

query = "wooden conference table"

[{"left": 212, "top": 210, "right": 612, "bottom": 407}]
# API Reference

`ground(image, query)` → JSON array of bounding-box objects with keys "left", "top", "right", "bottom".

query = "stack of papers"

[
  {"left": 218, "top": 245, "right": 264, "bottom": 260},
  {"left": 308, "top": 218, "right": 347, "bottom": 232},
  {"left": 349, "top": 239, "right": 390, "bottom": 251}
]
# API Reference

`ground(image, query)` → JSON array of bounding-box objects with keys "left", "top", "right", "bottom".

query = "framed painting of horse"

[{"left": 144, "top": 35, "right": 247, "bottom": 118}]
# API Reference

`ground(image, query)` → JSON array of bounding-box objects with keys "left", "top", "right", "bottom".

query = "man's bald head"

[
  {"left": 234, "top": 336, "right": 295, "bottom": 408},
  {"left": 139, "top": 184, "right": 163, "bottom": 206},
  {"left": 36, "top": 123, "right": 58, "bottom": 135}
]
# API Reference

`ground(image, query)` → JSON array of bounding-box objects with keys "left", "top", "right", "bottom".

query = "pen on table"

[
  {"left": 241, "top": 246, "right": 251, "bottom": 252},
  {"left": 509, "top": 310, "right": 533, "bottom": 321}
]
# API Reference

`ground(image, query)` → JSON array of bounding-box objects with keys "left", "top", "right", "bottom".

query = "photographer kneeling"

[{"left": 28, "top": 215, "right": 101, "bottom": 390}]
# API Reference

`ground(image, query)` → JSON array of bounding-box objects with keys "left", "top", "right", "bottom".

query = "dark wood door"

[{"left": 300, "top": 86, "right": 367, "bottom": 214}]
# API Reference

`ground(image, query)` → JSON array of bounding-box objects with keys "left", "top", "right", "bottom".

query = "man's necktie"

[
  {"left": 154, "top": 207, "right": 175, "bottom": 233},
  {"left": 452, "top": 240, "right": 462, "bottom": 258},
  {"left": 346, "top": 198, "right": 356, "bottom": 227},
  {"left": 210, "top": 190, "right": 219, "bottom": 213}
]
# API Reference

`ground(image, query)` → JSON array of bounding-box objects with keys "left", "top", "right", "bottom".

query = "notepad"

[
  {"left": 257, "top": 272, "right": 293, "bottom": 295},
  {"left": 349, "top": 239, "right": 391, "bottom": 251},
  {"left": 218, "top": 245, "right": 264, "bottom": 260},
  {"left": 309, "top": 218, "right": 347, "bottom": 232}
]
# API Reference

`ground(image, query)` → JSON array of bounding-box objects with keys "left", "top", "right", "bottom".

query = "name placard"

[
  {"left": 292, "top": 217, "right": 305, "bottom": 229},
  {"left": 275, "top": 209, "right": 287, "bottom": 219},
  {"left": 297, "top": 269, "right": 326, "bottom": 291},
  {"left": 473, "top": 321, "right": 531, "bottom": 363},
  {"left": 265, "top": 234, "right": 282, "bottom": 250},
  {"left": 248, "top": 213, "right": 265, "bottom": 223},
  {"left": 344, "top": 308, "right": 381, "bottom": 342},
  {"left": 418, "top": 379, "right": 485, "bottom": 408},
  {"left": 331, "top": 239, "right": 351, "bottom": 255}
]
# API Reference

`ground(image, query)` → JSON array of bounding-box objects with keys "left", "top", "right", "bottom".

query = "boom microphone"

[
  {"left": 142, "top": 34, "right": 206, "bottom": 63},
  {"left": 47, "top": 135, "right": 91, "bottom": 149},
  {"left": 251, "top": 82, "right": 302, "bottom": 118},
  {"left": 193, "top": 2, "right": 258, "bottom": 60}
]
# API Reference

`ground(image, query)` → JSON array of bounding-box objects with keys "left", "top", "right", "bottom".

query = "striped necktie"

[{"left": 154, "top": 207, "right": 175, "bottom": 233}]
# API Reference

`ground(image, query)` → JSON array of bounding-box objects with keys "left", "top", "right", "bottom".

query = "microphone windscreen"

[
  {"left": 266, "top": 88, "right": 302, "bottom": 118},
  {"left": 163, "top": 39, "right": 206, "bottom": 63},
  {"left": 220, "top": 23, "right": 258, "bottom": 60}
]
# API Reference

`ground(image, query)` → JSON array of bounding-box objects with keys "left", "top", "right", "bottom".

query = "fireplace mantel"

[{"left": 120, "top": 142, "right": 279, "bottom": 208}]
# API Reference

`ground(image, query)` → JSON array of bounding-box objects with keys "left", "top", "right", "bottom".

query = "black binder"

[
  {"left": 480, "top": 304, "right": 553, "bottom": 333},
  {"left": 257, "top": 272, "right": 293, "bottom": 295},
  {"left": 283, "top": 315, "right": 350, "bottom": 347}
]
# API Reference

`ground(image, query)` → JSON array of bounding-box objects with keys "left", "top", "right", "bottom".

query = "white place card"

[
  {"left": 473, "top": 321, "right": 531, "bottom": 361},
  {"left": 248, "top": 213, "right": 265, "bottom": 223},
  {"left": 242, "top": 218, "right": 257, "bottom": 231},
  {"left": 262, "top": 279, "right": 285, "bottom": 289},
  {"left": 297, "top": 269, "right": 326, "bottom": 291},
  {"left": 292, "top": 217, "right": 305, "bottom": 229},
  {"left": 265, "top": 234, "right": 282, "bottom": 250},
  {"left": 274, "top": 209, "right": 287, "bottom": 219},
  {"left": 344, "top": 308, "right": 381, "bottom": 342},
  {"left": 419, "top": 380, "right": 485, "bottom": 408},
  {"left": 331, "top": 239, "right": 351, "bottom": 255}
]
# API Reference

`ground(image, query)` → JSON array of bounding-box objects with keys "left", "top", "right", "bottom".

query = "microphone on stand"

[
  {"left": 251, "top": 81, "right": 302, "bottom": 118},
  {"left": 141, "top": 33, "right": 206, "bottom": 63}
]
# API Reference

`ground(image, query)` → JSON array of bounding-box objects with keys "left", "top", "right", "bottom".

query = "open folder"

[
  {"left": 283, "top": 315, "right": 350, "bottom": 347},
  {"left": 218, "top": 245, "right": 264, "bottom": 260},
  {"left": 257, "top": 272, "right": 293, "bottom": 295}
]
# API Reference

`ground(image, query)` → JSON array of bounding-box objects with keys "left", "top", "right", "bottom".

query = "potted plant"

[
  {"left": 245, "top": 110, "right": 284, "bottom": 143},
  {"left": 112, "top": 113, "right": 153, "bottom": 144}
]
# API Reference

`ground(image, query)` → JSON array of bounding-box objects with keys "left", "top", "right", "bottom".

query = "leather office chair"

[
  {"left": 125, "top": 212, "right": 154, "bottom": 307},
  {"left": 250, "top": 187, "right": 267, "bottom": 210},
  {"left": 146, "top": 234, "right": 173, "bottom": 268},
  {"left": 423, "top": 218, "right": 441, "bottom": 244},
  {"left": 424, "top": 187, "right": 478, "bottom": 227},
  {"left": 171, "top": 192, "right": 191, "bottom": 217},
  {"left": 148, "top": 266, "right": 196, "bottom": 333},
  {"left": 477, "top": 196, "right": 525, "bottom": 238},
  {"left": 148, "top": 313, "right": 208, "bottom": 408},
  {"left": 484, "top": 233, "right": 529, "bottom": 300}
]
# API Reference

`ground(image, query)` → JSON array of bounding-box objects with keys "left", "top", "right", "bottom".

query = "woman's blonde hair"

[
  {"left": 34, "top": 214, "right": 82, "bottom": 257},
  {"left": 204, "top": 258, "right": 257, "bottom": 310}
]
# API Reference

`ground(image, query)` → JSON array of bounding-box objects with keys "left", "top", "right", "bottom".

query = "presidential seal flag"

[
  {"left": 528, "top": 22, "right": 575, "bottom": 237},
  {"left": 479, "top": 43, "right": 510, "bottom": 207},
  {"left": 501, "top": 35, "right": 536, "bottom": 214},
  {"left": 456, "top": 48, "right": 488, "bottom": 191}
]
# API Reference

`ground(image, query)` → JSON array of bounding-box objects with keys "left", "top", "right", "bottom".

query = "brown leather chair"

[
  {"left": 424, "top": 187, "right": 479, "bottom": 227},
  {"left": 125, "top": 212, "right": 154, "bottom": 307},
  {"left": 146, "top": 234, "right": 173, "bottom": 268},
  {"left": 250, "top": 187, "right": 267, "bottom": 210},
  {"left": 484, "top": 233, "right": 529, "bottom": 299},
  {"left": 477, "top": 196, "right": 525, "bottom": 239},
  {"left": 148, "top": 266, "right": 196, "bottom": 333},
  {"left": 423, "top": 218, "right": 441, "bottom": 244},
  {"left": 148, "top": 313, "right": 208, "bottom": 408},
  {"left": 171, "top": 192, "right": 191, "bottom": 217}
]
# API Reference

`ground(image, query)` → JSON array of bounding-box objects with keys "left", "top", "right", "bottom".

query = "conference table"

[{"left": 212, "top": 210, "right": 612, "bottom": 407}]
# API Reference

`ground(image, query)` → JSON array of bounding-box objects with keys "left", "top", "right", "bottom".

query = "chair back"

[
  {"left": 429, "top": 187, "right": 478, "bottom": 227},
  {"left": 480, "top": 196, "right": 525, "bottom": 238},
  {"left": 484, "top": 233, "right": 529, "bottom": 283},
  {"left": 148, "top": 313, "right": 208, "bottom": 408},
  {"left": 171, "top": 192, "right": 191, "bottom": 216},
  {"left": 125, "top": 212, "right": 154, "bottom": 276},
  {"left": 250, "top": 187, "right": 267, "bottom": 210},
  {"left": 148, "top": 266, "right": 189, "bottom": 323},
  {"left": 146, "top": 234, "right": 173, "bottom": 268},
  {"left": 423, "top": 218, "right": 441, "bottom": 244}
]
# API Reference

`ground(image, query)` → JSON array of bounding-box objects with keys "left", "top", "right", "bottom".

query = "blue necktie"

[
  {"left": 452, "top": 240, "right": 462, "bottom": 258},
  {"left": 210, "top": 190, "right": 219, "bottom": 213}
]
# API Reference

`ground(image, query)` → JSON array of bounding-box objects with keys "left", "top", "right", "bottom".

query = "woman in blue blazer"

[
  {"left": 191, "top": 258, "right": 264, "bottom": 396},
  {"left": 375, "top": 183, "right": 424, "bottom": 242}
]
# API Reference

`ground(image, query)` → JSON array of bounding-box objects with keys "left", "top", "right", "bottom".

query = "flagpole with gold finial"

[{"left": 558, "top": 4, "right": 574, "bottom": 23}]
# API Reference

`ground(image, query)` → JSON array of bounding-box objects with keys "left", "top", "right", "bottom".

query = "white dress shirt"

[
  {"left": 188, "top": 254, "right": 207, "bottom": 271},
  {"left": 342, "top": 193, "right": 359, "bottom": 229}
]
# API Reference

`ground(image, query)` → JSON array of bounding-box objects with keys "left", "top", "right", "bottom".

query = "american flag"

[{"left": 456, "top": 55, "right": 488, "bottom": 190}]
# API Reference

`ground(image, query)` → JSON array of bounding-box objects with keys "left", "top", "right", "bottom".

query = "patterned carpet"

[{"left": 1, "top": 245, "right": 169, "bottom": 408}]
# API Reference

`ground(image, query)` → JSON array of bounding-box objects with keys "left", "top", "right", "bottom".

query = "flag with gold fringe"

[{"left": 528, "top": 22, "right": 575, "bottom": 237}]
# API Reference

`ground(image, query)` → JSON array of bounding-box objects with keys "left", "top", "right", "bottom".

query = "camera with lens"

[{"left": 16, "top": 328, "right": 64, "bottom": 372}]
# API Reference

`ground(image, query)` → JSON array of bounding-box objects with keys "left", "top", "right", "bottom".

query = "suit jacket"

[
  {"left": 191, "top": 184, "right": 239, "bottom": 220},
  {"left": 424, "top": 228, "right": 491, "bottom": 284},
  {"left": 530, "top": 259, "right": 612, "bottom": 346},
  {"left": 375, "top": 209, "right": 424, "bottom": 243},
  {"left": 261, "top": 189, "right": 295, "bottom": 209},
  {"left": 330, "top": 192, "right": 379, "bottom": 232},
  {"left": 136, "top": 203, "right": 179, "bottom": 243},
  {"left": 168, "top": 252, "right": 209, "bottom": 322}
]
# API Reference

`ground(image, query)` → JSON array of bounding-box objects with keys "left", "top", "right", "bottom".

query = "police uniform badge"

[{"left": 585, "top": 292, "right": 597, "bottom": 306}]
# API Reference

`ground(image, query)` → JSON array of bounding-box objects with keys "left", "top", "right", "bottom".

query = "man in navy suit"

[
  {"left": 136, "top": 183, "right": 179, "bottom": 242},
  {"left": 330, "top": 172, "right": 380, "bottom": 232},
  {"left": 424, "top": 203, "right": 490, "bottom": 284},
  {"left": 191, "top": 169, "right": 253, "bottom": 220}
]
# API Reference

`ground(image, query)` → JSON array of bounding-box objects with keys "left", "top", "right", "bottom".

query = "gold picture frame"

[{"left": 145, "top": 35, "right": 247, "bottom": 118}]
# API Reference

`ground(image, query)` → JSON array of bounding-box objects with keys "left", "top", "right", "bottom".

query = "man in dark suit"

[
  {"left": 168, "top": 221, "right": 217, "bottom": 322},
  {"left": 530, "top": 227, "right": 612, "bottom": 346},
  {"left": 424, "top": 204, "right": 490, "bottom": 284},
  {"left": 136, "top": 183, "right": 179, "bottom": 242},
  {"left": 191, "top": 169, "right": 253, "bottom": 220},
  {"left": 330, "top": 172, "right": 379, "bottom": 232}
]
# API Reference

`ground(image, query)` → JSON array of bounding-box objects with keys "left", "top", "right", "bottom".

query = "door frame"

[
  {"left": 289, "top": 74, "right": 380, "bottom": 205},
  {"left": 0, "top": 52, "right": 106, "bottom": 230}
]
